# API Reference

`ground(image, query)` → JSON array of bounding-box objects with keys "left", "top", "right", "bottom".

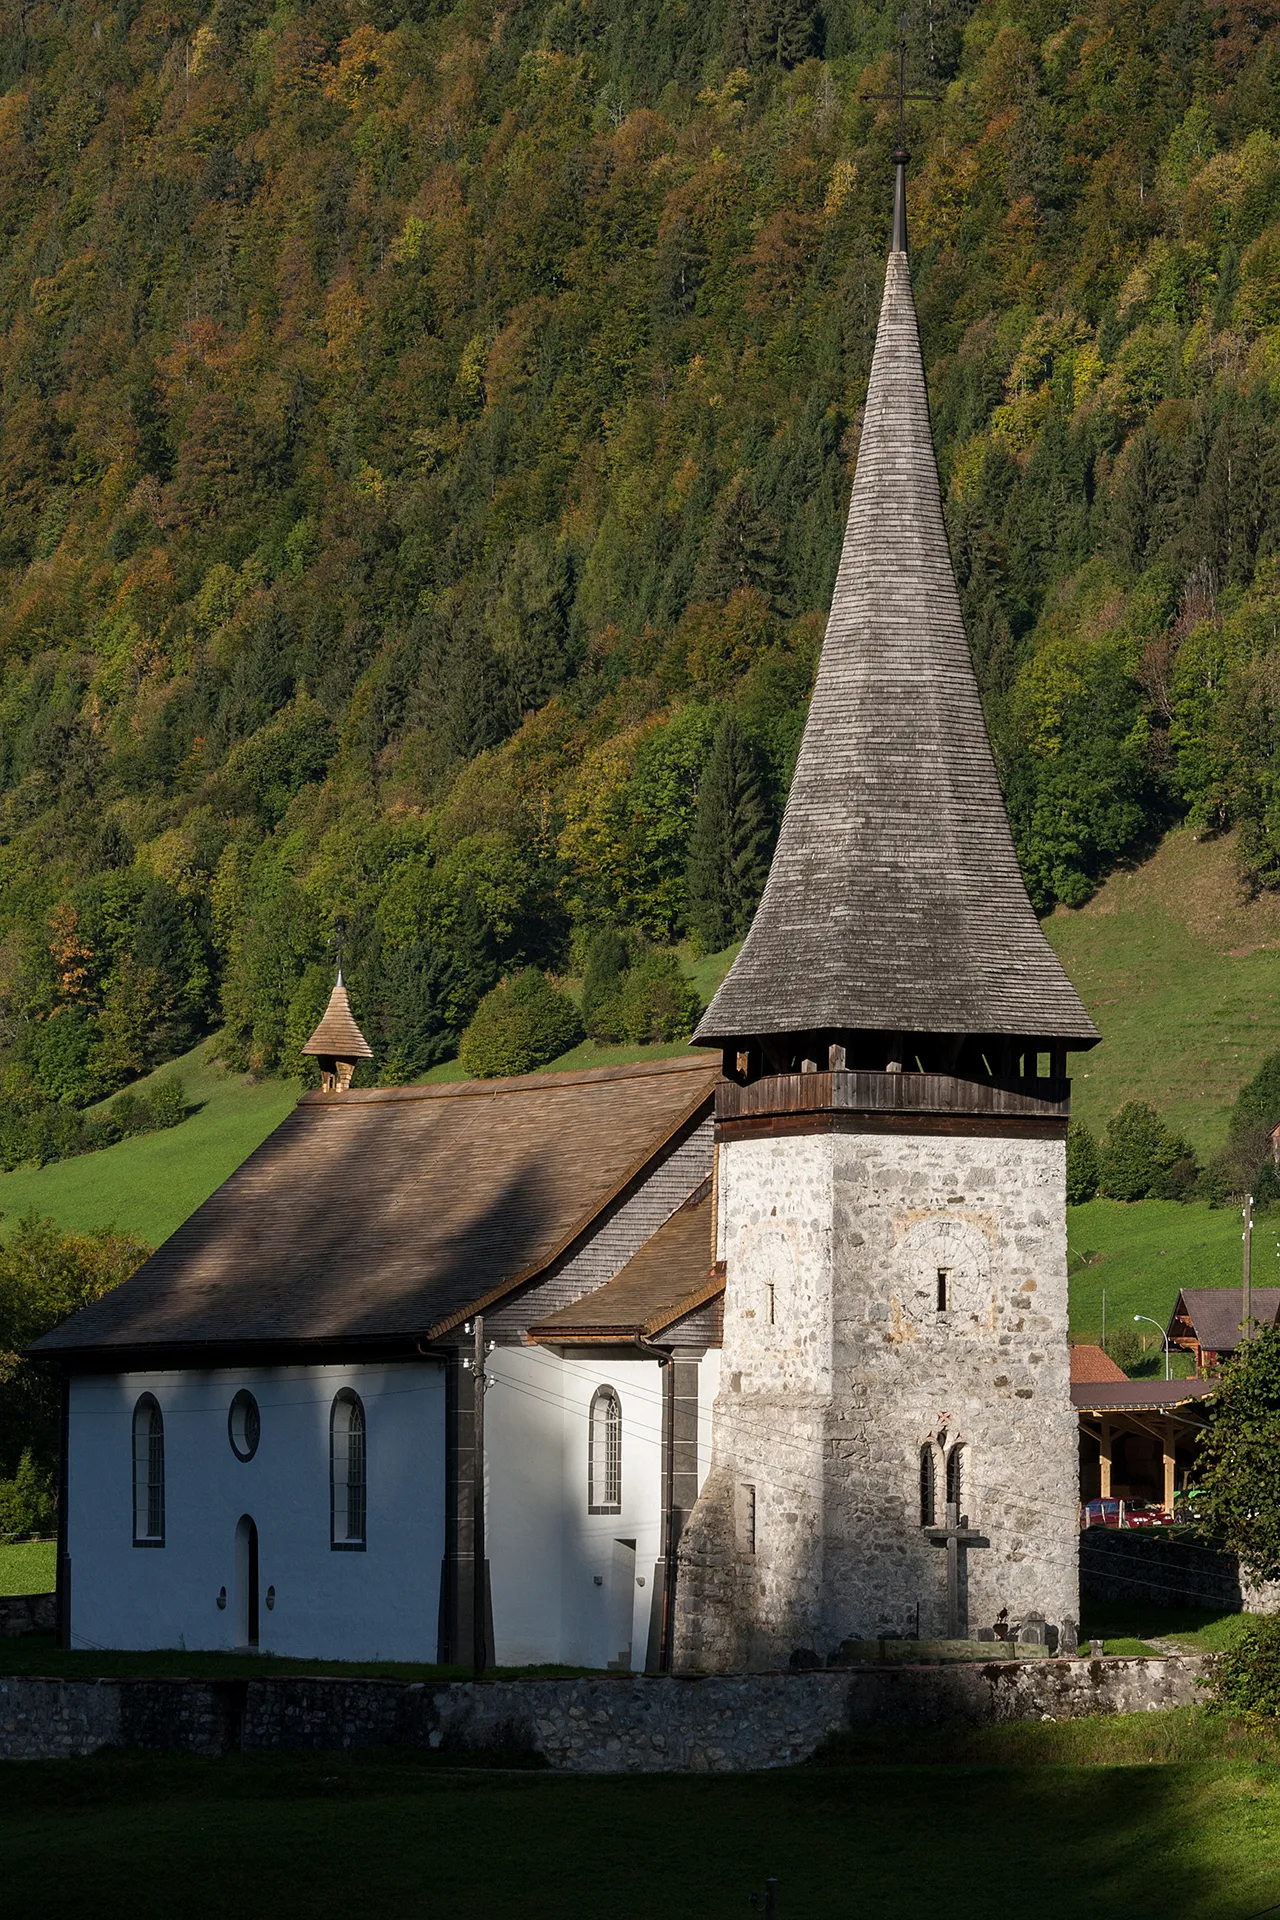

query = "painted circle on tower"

[{"left": 896, "top": 1216, "right": 994, "bottom": 1332}]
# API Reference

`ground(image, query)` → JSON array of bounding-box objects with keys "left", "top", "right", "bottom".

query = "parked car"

[{"left": 1080, "top": 1499, "right": 1170, "bottom": 1530}]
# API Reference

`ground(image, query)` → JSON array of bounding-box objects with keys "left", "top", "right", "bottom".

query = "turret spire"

[
  {"left": 696, "top": 161, "right": 1096, "bottom": 1063},
  {"left": 303, "top": 969, "right": 373, "bottom": 1093}
]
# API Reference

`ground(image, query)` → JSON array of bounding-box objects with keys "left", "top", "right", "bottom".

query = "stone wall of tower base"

[
  {"left": 676, "top": 1128, "right": 1079, "bottom": 1671},
  {"left": 0, "top": 1658, "right": 1210, "bottom": 1769}
]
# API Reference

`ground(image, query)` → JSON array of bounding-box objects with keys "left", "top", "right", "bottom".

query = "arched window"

[
  {"left": 919, "top": 1446, "right": 936, "bottom": 1527},
  {"left": 588, "top": 1387, "right": 622, "bottom": 1514},
  {"left": 946, "top": 1442, "right": 964, "bottom": 1515},
  {"left": 132, "top": 1394, "right": 165, "bottom": 1546},
  {"left": 330, "top": 1391, "right": 366, "bottom": 1550}
]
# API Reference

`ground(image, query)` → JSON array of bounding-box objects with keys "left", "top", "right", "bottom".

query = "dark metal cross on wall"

[{"left": 926, "top": 1501, "right": 989, "bottom": 1639}]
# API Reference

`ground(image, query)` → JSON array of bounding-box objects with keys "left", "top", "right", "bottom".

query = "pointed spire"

[
  {"left": 696, "top": 160, "right": 1096, "bottom": 1055},
  {"left": 303, "top": 970, "right": 373, "bottom": 1093},
  {"left": 891, "top": 147, "right": 908, "bottom": 253}
]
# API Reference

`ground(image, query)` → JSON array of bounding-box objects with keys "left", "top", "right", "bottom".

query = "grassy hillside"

[
  {"left": 1046, "top": 828, "right": 1280, "bottom": 1155},
  {"left": 1067, "top": 1197, "right": 1252, "bottom": 1345},
  {"left": 0, "top": 1039, "right": 298, "bottom": 1247}
]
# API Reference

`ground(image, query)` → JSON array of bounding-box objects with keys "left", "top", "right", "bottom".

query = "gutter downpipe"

[
  {"left": 56, "top": 1368, "right": 70, "bottom": 1650},
  {"left": 634, "top": 1334, "right": 677, "bottom": 1673}
]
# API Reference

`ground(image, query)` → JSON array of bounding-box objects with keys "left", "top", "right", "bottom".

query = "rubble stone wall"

[
  {"left": 0, "top": 1656, "right": 1210, "bottom": 1770},
  {"left": 676, "top": 1127, "right": 1078, "bottom": 1671}
]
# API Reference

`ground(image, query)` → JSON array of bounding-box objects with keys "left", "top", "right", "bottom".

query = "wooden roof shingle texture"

[
  {"left": 529, "top": 1186, "right": 719, "bottom": 1340},
  {"left": 33, "top": 1056, "right": 720, "bottom": 1358},
  {"left": 697, "top": 249, "right": 1097, "bottom": 1048},
  {"left": 302, "top": 975, "right": 373, "bottom": 1059}
]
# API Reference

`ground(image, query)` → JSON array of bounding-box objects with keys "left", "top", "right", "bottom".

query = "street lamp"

[{"left": 1134, "top": 1313, "right": 1170, "bottom": 1382}]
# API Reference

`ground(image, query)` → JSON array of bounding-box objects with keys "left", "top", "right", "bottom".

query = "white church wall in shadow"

[{"left": 67, "top": 1362, "right": 446, "bottom": 1661}]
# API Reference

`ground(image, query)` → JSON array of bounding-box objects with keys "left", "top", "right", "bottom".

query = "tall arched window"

[
  {"left": 588, "top": 1386, "right": 622, "bottom": 1514},
  {"left": 919, "top": 1446, "right": 936, "bottom": 1527},
  {"left": 330, "top": 1390, "right": 366, "bottom": 1550},
  {"left": 946, "top": 1442, "right": 964, "bottom": 1515},
  {"left": 132, "top": 1394, "right": 165, "bottom": 1546}
]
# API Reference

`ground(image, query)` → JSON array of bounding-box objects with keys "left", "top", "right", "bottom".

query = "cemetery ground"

[{"left": 4, "top": 1712, "right": 1280, "bottom": 1918}]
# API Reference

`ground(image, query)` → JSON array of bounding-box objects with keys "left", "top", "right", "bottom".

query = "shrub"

[
  {"left": 1104, "top": 1325, "right": 1144, "bottom": 1374},
  {"left": 1099, "top": 1101, "right": 1199, "bottom": 1201},
  {"left": 458, "top": 970, "right": 583, "bottom": 1079},
  {"left": 1196, "top": 1324, "right": 1280, "bottom": 1582},
  {"left": 1066, "top": 1121, "right": 1099, "bottom": 1204},
  {"left": 581, "top": 930, "right": 629, "bottom": 1043},
  {"left": 1207, "top": 1614, "right": 1280, "bottom": 1724},
  {"left": 614, "top": 952, "right": 702, "bottom": 1043},
  {"left": 0, "top": 1448, "right": 55, "bottom": 1542}
]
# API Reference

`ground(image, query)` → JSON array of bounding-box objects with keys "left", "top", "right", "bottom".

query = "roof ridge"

[{"left": 298, "top": 1053, "right": 718, "bottom": 1106}]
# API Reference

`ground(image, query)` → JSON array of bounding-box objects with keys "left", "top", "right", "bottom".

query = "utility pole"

[
  {"left": 1244, "top": 1194, "right": 1254, "bottom": 1342},
  {"left": 472, "top": 1313, "right": 489, "bottom": 1677},
  {"left": 1101, "top": 1287, "right": 1107, "bottom": 1357}
]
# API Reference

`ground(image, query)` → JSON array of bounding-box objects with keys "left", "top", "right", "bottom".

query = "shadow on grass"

[
  {"left": 4, "top": 1718, "right": 1280, "bottom": 1919},
  {"left": 1, "top": 1634, "right": 602, "bottom": 1682}
]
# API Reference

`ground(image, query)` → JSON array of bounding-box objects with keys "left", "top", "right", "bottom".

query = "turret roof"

[
  {"left": 696, "top": 190, "right": 1097, "bottom": 1049},
  {"left": 302, "top": 973, "right": 373, "bottom": 1060}
]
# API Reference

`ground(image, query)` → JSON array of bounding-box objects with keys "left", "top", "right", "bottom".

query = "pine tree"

[{"left": 686, "top": 715, "right": 775, "bottom": 952}]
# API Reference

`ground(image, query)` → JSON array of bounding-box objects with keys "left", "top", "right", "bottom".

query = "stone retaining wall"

[
  {"left": 0, "top": 1655, "right": 1212, "bottom": 1771},
  {"left": 0, "top": 1593, "right": 56, "bottom": 1638},
  {"left": 1079, "top": 1530, "right": 1243, "bottom": 1611}
]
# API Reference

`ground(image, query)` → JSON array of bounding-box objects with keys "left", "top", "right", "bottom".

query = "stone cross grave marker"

[{"left": 926, "top": 1501, "right": 989, "bottom": 1639}]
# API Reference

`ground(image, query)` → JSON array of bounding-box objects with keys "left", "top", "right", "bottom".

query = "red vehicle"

[{"left": 1081, "top": 1499, "right": 1169, "bottom": 1530}]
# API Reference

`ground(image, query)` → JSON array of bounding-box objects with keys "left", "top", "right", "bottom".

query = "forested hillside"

[{"left": 3, "top": 0, "right": 1280, "bottom": 1102}]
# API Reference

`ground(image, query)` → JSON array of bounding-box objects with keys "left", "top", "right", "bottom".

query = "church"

[{"left": 33, "top": 152, "right": 1097, "bottom": 1671}]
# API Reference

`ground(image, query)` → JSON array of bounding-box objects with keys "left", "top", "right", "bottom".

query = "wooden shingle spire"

[
  {"left": 696, "top": 167, "right": 1097, "bottom": 1056},
  {"left": 302, "top": 971, "right": 373, "bottom": 1093}
]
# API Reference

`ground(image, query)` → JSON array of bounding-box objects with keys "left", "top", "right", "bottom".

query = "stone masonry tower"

[{"left": 673, "top": 156, "right": 1099, "bottom": 1670}]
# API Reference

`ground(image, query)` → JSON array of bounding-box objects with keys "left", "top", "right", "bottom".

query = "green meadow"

[
  {"left": 0, "top": 1040, "right": 299, "bottom": 1248},
  {"left": 4, "top": 1718, "right": 1280, "bottom": 1919}
]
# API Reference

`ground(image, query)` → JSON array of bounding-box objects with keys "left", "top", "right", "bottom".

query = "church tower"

[{"left": 673, "top": 156, "right": 1098, "bottom": 1670}]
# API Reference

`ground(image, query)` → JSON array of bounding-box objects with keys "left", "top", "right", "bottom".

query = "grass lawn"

[
  {"left": 1079, "top": 1599, "right": 1248, "bottom": 1656},
  {"left": 1066, "top": 1196, "right": 1257, "bottom": 1344},
  {"left": 0, "top": 1633, "right": 593, "bottom": 1682},
  {"left": 0, "top": 1038, "right": 299, "bottom": 1246},
  {"left": 1046, "top": 826, "right": 1280, "bottom": 1155},
  {"left": 4, "top": 1715, "right": 1280, "bottom": 1918},
  {"left": 0, "top": 1540, "right": 55, "bottom": 1596}
]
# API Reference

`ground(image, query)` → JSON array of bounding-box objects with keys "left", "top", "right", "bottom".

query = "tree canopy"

[{"left": 1, "top": 0, "right": 1280, "bottom": 1101}]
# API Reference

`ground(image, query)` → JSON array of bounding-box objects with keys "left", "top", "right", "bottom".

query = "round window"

[{"left": 228, "top": 1390, "right": 260, "bottom": 1462}]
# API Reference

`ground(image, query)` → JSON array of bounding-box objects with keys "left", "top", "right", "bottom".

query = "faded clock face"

[{"left": 895, "top": 1215, "right": 995, "bottom": 1332}]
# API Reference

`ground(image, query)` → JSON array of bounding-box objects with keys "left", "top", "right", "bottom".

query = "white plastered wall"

[
  {"left": 67, "top": 1361, "right": 445, "bottom": 1661},
  {"left": 484, "top": 1345, "right": 719, "bottom": 1669}
]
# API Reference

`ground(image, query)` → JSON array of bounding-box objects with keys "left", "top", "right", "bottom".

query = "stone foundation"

[
  {"left": 0, "top": 1656, "right": 1210, "bottom": 1770},
  {"left": 0, "top": 1593, "right": 56, "bottom": 1638}
]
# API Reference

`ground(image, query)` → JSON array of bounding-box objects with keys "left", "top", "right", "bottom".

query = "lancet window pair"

[{"left": 919, "top": 1438, "right": 964, "bottom": 1528}]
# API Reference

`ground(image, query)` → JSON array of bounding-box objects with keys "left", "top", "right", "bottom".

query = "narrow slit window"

[
  {"left": 739, "top": 1482, "right": 757, "bottom": 1555},
  {"left": 919, "top": 1446, "right": 936, "bottom": 1528},
  {"left": 946, "top": 1443, "right": 964, "bottom": 1514},
  {"left": 588, "top": 1387, "right": 622, "bottom": 1514},
  {"left": 936, "top": 1269, "right": 949, "bottom": 1313},
  {"left": 132, "top": 1394, "right": 165, "bottom": 1546},
  {"left": 330, "top": 1390, "right": 367, "bottom": 1549}
]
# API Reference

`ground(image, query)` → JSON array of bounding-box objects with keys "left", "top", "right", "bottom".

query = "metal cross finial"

[{"left": 861, "top": 17, "right": 942, "bottom": 252}]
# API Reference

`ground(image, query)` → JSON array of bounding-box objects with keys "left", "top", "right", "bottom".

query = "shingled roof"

[
  {"left": 696, "top": 194, "right": 1097, "bottom": 1050},
  {"left": 32, "top": 1055, "right": 719, "bottom": 1360},
  {"left": 1169, "top": 1288, "right": 1280, "bottom": 1354},
  {"left": 302, "top": 972, "right": 373, "bottom": 1060},
  {"left": 529, "top": 1184, "right": 722, "bottom": 1343}
]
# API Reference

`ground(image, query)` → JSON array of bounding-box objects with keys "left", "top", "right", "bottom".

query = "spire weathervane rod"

[{"left": 861, "top": 16, "right": 942, "bottom": 252}]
